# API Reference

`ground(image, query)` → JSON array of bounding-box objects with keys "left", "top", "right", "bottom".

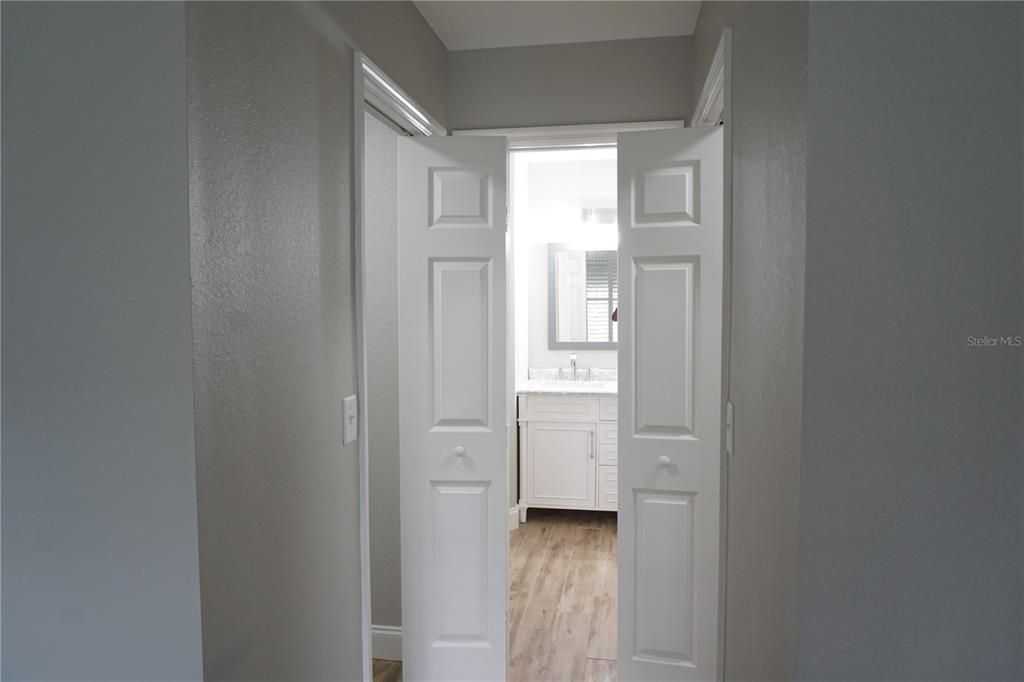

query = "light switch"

[{"left": 343, "top": 394, "right": 358, "bottom": 445}]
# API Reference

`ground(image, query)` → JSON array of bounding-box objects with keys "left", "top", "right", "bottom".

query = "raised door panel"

[
  {"left": 633, "top": 491, "right": 694, "bottom": 665},
  {"left": 431, "top": 259, "right": 491, "bottom": 429},
  {"left": 526, "top": 422, "right": 596, "bottom": 508},
  {"left": 633, "top": 259, "right": 695, "bottom": 438}
]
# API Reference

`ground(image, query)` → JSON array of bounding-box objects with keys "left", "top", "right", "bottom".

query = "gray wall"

[
  {"left": 448, "top": 37, "right": 693, "bottom": 130},
  {"left": 364, "top": 111, "right": 403, "bottom": 630},
  {"left": 187, "top": 3, "right": 362, "bottom": 679},
  {"left": 331, "top": 1, "right": 448, "bottom": 127},
  {"left": 692, "top": 3, "right": 808, "bottom": 680},
  {"left": 1, "top": 2, "right": 203, "bottom": 679},
  {"left": 800, "top": 3, "right": 1024, "bottom": 679}
]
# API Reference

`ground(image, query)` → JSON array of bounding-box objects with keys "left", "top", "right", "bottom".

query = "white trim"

[
  {"left": 692, "top": 28, "right": 731, "bottom": 127},
  {"left": 352, "top": 53, "right": 373, "bottom": 682},
  {"left": 361, "top": 55, "right": 446, "bottom": 137},
  {"left": 508, "top": 506, "right": 520, "bottom": 531},
  {"left": 713, "top": 26, "right": 734, "bottom": 682},
  {"left": 372, "top": 625, "right": 403, "bottom": 662},
  {"left": 355, "top": 52, "right": 441, "bottom": 679},
  {"left": 454, "top": 120, "right": 685, "bottom": 150}
]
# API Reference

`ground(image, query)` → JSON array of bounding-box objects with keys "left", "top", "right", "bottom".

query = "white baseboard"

[
  {"left": 508, "top": 505, "right": 520, "bottom": 530},
  {"left": 372, "top": 625, "right": 402, "bottom": 661}
]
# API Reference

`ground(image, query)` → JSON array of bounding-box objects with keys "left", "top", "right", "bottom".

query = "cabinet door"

[{"left": 525, "top": 422, "right": 597, "bottom": 508}]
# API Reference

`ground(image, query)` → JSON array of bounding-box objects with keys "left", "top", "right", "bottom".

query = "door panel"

[
  {"left": 617, "top": 127, "right": 723, "bottom": 682},
  {"left": 399, "top": 136, "right": 507, "bottom": 681}
]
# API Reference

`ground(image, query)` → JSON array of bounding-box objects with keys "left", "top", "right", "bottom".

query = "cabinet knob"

[
  {"left": 657, "top": 455, "right": 671, "bottom": 467},
  {"left": 454, "top": 445, "right": 467, "bottom": 458}
]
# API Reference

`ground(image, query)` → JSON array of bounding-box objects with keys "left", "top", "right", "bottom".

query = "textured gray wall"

[
  {"left": 692, "top": 3, "right": 807, "bottom": 680},
  {"left": 800, "top": 3, "right": 1024, "bottom": 679},
  {"left": 330, "top": 1, "right": 448, "bottom": 127},
  {"left": 364, "top": 111, "right": 403, "bottom": 630},
  {"left": 187, "top": 3, "right": 363, "bottom": 679},
  {"left": 448, "top": 37, "right": 693, "bottom": 130},
  {"left": 1, "top": 2, "right": 203, "bottom": 679}
]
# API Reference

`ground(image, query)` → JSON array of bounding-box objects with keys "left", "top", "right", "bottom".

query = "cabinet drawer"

[
  {"left": 523, "top": 394, "right": 599, "bottom": 422},
  {"left": 598, "top": 396, "right": 618, "bottom": 421},
  {"left": 597, "top": 422, "right": 617, "bottom": 444},
  {"left": 598, "top": 442, "right": 617, "bottom": 466},
  {"left": 597, "top": 466, "right": 618, "bottom": 511}
]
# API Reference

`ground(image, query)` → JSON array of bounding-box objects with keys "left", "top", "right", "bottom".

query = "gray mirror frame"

[{"left": 547, "top": 243, "right": 618, "bottom": 351}]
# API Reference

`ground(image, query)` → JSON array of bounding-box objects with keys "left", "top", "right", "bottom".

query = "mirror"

[{"left": 548, "top": 243, "right": 618, "bottom": 350}]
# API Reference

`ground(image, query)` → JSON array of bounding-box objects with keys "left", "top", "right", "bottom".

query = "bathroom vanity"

[{"left": 517, "top": 382, "right": 618, "bottom": 519}]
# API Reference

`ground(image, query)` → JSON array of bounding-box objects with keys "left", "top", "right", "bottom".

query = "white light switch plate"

[{"left": 343, "top": 394, "right": 358, "bottom": 445}]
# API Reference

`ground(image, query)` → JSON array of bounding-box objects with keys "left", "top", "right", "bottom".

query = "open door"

[
  {"left": 398, "top": 136, "right": 508, "bottom": 681},
  {"left": 617, "top": 127, "right": 724, "bottom": 681}
]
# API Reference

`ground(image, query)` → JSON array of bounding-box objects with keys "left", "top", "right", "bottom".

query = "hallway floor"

[{"left": 372, "top": 509, "right": 618, "bottom": 682}]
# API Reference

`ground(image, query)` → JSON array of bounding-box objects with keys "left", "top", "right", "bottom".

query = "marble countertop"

[{"left": 517, "top": 380, "right": 618, "bottom": 395}]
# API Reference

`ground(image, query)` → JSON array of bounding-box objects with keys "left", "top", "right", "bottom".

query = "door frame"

[
  {"left": 354, "top": 39, "right": 736, "bottom": 677},
  {"left": 692, "top": 27, "right": 733, "bottom": 680},
  {"left": 352, "top": 52, "right": 444, "bottom": 677}
]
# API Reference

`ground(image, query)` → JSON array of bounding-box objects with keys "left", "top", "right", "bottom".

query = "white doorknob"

[
  {"left": 454, "top": 445, "right": 467, "bottom": 458},
  {"left": 657, "top": 455, "right": 671, "bottom": 467}
]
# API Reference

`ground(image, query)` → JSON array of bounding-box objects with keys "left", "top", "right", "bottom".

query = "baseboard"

[
  {"left": 508, "top": 505, "right": 520, "bottom": 530},
  {"left": 372, "top": 624, "right": 402, "bottom": 661}
]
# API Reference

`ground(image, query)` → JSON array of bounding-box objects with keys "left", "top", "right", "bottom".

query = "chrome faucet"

[{"left": 569, "top": 354, "right": 578, "bottom": 382}]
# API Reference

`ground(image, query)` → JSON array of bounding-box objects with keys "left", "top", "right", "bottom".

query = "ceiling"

[{"left": 413, "top": 1, "right": 702, "bottom": 51}]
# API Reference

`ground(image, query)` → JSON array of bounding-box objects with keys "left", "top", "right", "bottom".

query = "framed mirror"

[{"left": 548, "top": 243, "right": 618, "bottom": 350}]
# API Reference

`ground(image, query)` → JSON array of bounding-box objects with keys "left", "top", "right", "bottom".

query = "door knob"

[
  {"left": 657, "top": 455, "right": 671, "bottom": 467},
  {"left": 454, "top": 445, "right": 467, "bottom": 458}
]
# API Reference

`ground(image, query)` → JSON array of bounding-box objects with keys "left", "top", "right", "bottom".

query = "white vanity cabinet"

[{"left": 518, "top": 391, "right": 618, "bottom": 517}]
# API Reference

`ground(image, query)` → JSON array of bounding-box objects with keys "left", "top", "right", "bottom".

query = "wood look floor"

[{"left": 373, "top": 509, "right": 617, "bottom": 682}]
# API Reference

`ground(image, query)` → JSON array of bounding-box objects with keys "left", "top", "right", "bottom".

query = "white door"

[
  {"left": 525, "top": 422, "right": 596, "bottom": 508},
  {"left": 398, "top": 136, "right": 508, "bottom": 681},
  {"left": 617, "top": 126, "right": 724, "bottom": 681}
]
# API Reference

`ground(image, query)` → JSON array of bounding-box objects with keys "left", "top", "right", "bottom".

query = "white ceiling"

[{"left": 414, "top": 1, "right": 702, "bottom": 51}]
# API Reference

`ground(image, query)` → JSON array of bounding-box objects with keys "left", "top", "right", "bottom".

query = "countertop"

[{"left": 517, "top": 380, "right": 618, "bottom": 395}]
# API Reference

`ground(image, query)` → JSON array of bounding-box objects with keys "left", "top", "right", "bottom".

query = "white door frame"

[
  {"left": 455, "top": 120, "right": 685, "bottom": 150},
  {"left": 354, "top": 36, "right": 735, "bottom": 678},
  {"left": 352, "top": 52, "right": 445, "bottom": 677},
  {"left": 692, "top": 27, "right": 734, "bottom": 680}
]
